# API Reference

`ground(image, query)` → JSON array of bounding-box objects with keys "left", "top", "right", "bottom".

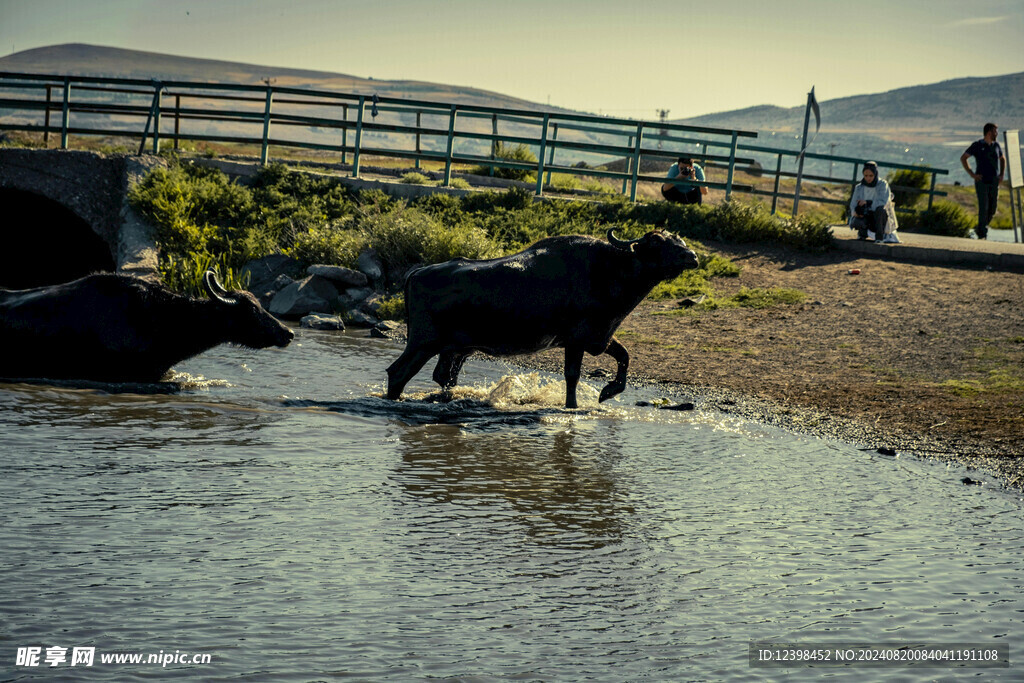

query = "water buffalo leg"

[
  {"left": 598, "top": 337, "right": 629, "bottom": 403},
  {"left": 564, "top": 345, "right": 584, "bottom": 409},
  {"left": 432, "top": 351, "right": 469, "bottom": 391},
  {"left": 386, "top": 345, "right": 436, "bottom": 400}
]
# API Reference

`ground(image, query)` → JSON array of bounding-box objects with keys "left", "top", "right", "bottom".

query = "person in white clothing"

[{"left": 849, "top": 161, "right": 899, "bottom": 243}]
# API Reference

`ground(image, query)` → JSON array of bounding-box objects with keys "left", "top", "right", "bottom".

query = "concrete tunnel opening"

[{"left": 0, "top": 187, "right": 117, "bottom": 289}]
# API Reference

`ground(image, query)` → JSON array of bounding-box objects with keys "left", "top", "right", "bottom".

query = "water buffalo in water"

[
  {"left": 387, "top": 228, "right": 700, "bottom": 408},
  {"left": 0, "top": 270, "right": 293, "bottom": 382}
]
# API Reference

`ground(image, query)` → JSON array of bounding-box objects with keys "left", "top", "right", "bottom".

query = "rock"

[
  {"left": 661, "top": 402, "right": 696, "bottom": 411},
  {"left": 242, "top": 254, "right": 305, "bottom": 296},
  {"left": 338, "top": 286, "right": 374, "bottom": 308},
  {"left": 588, "top": 368, "right": 610, "bottom": 378},
  {"left": 270, "top": 274, "right": 294, "bottom": 292},
  {"left": 307, "top": 264, "right": 368, "bottom": 288},
  {"left": 356, "top": 249, "right": 384, "bottom": 282},
  {"left": 876, "top": 447, "right": 898, "bottom": 456},
  {"left": 269, "top": 276, "right": 339, "bottom": 318},
  {"left": 360, "top": 293, "right": 396, "bottom": 316},
  {"left": 344, "top": 309, "right": 379, "bottom": 328},
  {"left": 677, "top": 294, "right": 707, "bottom": 308},
  {"left": 370, "top": 320, "right": 402, "bottom": 338},
  {"left": 961, "top": 476, "right": 983, "bottom": 486},
  {"left": 300, "top": 313, "right": 346, "bottom": 331}
]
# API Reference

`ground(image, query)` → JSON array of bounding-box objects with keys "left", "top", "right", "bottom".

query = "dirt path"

[{"left": 513, "top": 243, "right": 1024, "bottom": 490}]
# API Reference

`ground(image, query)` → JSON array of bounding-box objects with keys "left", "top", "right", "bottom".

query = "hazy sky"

[{"left": 1, "top": 0, "right": 1022, "bottom": 119}]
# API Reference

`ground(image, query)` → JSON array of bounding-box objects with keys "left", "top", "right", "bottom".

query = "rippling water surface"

[{"left": 2, "top": 329, "right": 1022, "bottom": 680}]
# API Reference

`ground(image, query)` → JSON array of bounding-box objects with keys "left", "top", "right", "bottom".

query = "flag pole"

[{"left": 792, "top": 87, "right": 814, "bottom": 216}]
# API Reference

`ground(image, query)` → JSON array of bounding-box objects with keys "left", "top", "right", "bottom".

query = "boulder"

[
  {"left": 300, "top": 313, "right": 346, "bottom": 331},
  {"left": 370, "top": 320, "right": 402, "bottom": 339},
  {"left": 338, "top": 286, "right": 374, "bottom": 308},
  {"left": 356, "top": 249, "right": 384, "bottom": 283},
  {"left": 242, "top": 254, "right": 305, "bottom": 296},
  {"left": 344, "top": 308, "right": 379, "bottom": 328},
  {"left": 307, "top": 264, "right": 368, "bottom": 288},
  {"left": 269, "top": 276, "right": 339, "bottom": 318}
]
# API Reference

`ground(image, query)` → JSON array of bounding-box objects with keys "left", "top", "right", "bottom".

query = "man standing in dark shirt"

[{"left": 960, "top": 122, "right": 1005, "bottom": 239}]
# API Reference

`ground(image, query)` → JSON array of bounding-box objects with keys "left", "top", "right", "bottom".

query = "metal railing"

[
  {"left": 0, "top": 71, "right": 760, "bottom": 202},
  {"left": 0, "top": 71, "right": 949, "bottom": 212}
]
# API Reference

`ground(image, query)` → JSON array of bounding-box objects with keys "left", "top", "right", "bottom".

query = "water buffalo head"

[
  {"left": 203, "top": 270, "right": 294, "bottom": 349},
  {"left": 607, "top": 228, "right": 699, "bottom": 278}
]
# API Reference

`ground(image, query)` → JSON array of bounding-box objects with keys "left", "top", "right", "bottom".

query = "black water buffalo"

[
  {"left": 0, "top": 270, "right": 293, "bottom": 382},
  {"left": 387, "top": 229, "right": 700, "bottom": 408}
]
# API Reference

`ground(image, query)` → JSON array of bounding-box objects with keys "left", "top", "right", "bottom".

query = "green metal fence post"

[
  {"left": 260, "top": 85, "right": 274, "bottom": 165},
  {"left": 353, "top": 96, "right": 365, "bottom": 177},
  {"left": 622, "top": 134, "right": 633, "bottom": 196},
  {"left": 771, "top": 153, "right": 783, "bottom": 215},
  {"left": 151, "top": 82, "right": 162, "bottom": 154},
  {"left": 927, "top": 171, "right": 937, "bottom": 210},
  {"left": 341, "top": 104, "right": 348, "bottom": 165},
  {"left": 629, "top": 123, "right": 644, "bottom": 202},
  {"left": 443, "top": 105, "right": 458, "bottom": 186},
  {"left": 60, "top": 78, "right": 70, "bottom": 149},
  {"left": 725, "top": 131, "right": 738, "bottom": 200},
  {"left": 415, "top": 110, "right": 422, "bottom": 169},
  {"left": 535, "top": 114, "right": 550, "bottom": 196},
  {"left": 44, "top": 85, "right": 52, "bottom": 146},
  {"left": 490, "top": 113, "right": 498, "bottom": 177},
  {"left": 545, "top": 123, "right": 558, "bottom": 187},
  {"left": 174, "top": 94, "right": 181, "bottom": 151}
]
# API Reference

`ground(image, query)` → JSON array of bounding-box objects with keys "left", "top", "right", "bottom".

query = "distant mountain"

[
  {"left": 679, "top": 73, "right": 1024, "bottom": 138},
  {"left": 2, "top": 43, "right": 1021, "bottom": 174},
  {"left": 0, "top": 43, "right": 568, "bottom": 113}
]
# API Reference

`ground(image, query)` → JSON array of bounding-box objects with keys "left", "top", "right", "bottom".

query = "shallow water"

[{"left": 1, "top": 329, "right": 1021, "bottom": 680}]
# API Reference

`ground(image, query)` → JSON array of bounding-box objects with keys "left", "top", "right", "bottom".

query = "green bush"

[
  {"left": 374, "top": 294, "right": 406, "bottom": 321},
  {"left": 131, "top": 161, "right": 833, "bottom": 301},
  {"left": 357, "top": 205, "right": 501, "bottom": 280},
  {"left": 888, "top": 168, "right": 930, "bottom": 209},
  {"left": 470, "top": 141, "right": 538, "bottom": 181},
  {"left": 916, "top": 201, "right": 973, "bottom": 237},
  {"left": 400, "top": 172, "right": 431, "bottom": 185},
  {"left": 288, "top": 221, "right": 362, "bottom": 266}
]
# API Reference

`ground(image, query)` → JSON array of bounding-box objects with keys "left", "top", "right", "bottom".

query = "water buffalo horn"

[
  {"left": 607, "top": 228, "right": 639, "bottom": 250},
  {"left": 203, "top": 270, "right": 237, "bottom": 306}
]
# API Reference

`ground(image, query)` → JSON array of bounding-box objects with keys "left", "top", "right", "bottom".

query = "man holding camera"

[{"left": 661, "top": 157, "right": 708, "bottom": 205}]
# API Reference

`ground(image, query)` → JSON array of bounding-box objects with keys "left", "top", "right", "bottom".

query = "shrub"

[
  {"left": 447, "top": 177, "right": 472, "bottom": 190},
  {"left": 374, "top": 294, "right": 406, "bottom": 321},
  {"left": 888, "top": 168, "right": 930, "bottom": 209},
  {"left": 288, "top": 221, "right": 362, "bottom": 266},
  {"left": 357, "top": 206, "right": 502, "bottom": 280},
  {"left": 400, "top": 172, "right": 431, "bottom": 185},
  {"left": 916, "top": 201, "right": 973, "bottom": 237},
  {"left": 471, "top": 141, "right": 538, "bottom": 181}
]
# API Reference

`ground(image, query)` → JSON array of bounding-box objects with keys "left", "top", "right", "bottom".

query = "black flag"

[{"left": 797, "top": 87, "right": 821, "bottom": 161}]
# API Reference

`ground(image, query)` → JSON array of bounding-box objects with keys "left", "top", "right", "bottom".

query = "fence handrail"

[{"left": 0, "top": 70, "right": 954, "bottom": 213}]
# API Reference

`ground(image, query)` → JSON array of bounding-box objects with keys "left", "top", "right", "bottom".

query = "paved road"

[{"left": 831, "top": 224, "right": 1024, "bottom": 270}]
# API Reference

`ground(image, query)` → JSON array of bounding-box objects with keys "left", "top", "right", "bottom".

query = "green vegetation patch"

[{"left": 129, "top": 162, "right": 832, "bottom": 301}]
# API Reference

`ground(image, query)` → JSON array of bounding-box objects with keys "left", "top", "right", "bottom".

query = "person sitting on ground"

[
  {"left": 661, "top": 157, "right": 708, "bottom": 205},
  {"left": 849, "top": 161, "right": 899, "bottom": 244}
]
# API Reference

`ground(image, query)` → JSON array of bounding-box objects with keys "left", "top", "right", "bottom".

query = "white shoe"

[{"left": 882, "top": 234, "right": 900, "bottom": 244}]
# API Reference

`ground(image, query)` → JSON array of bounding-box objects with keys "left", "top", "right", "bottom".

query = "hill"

[
  {"left": 679, "top": 73, "right": 1024, "bottom": 138},
  {"left": 0, "top": 43, "right": 567, "bottom": 113},
  {"left": 1, "top": 44, "right": 1020, "bottom": 174}
]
